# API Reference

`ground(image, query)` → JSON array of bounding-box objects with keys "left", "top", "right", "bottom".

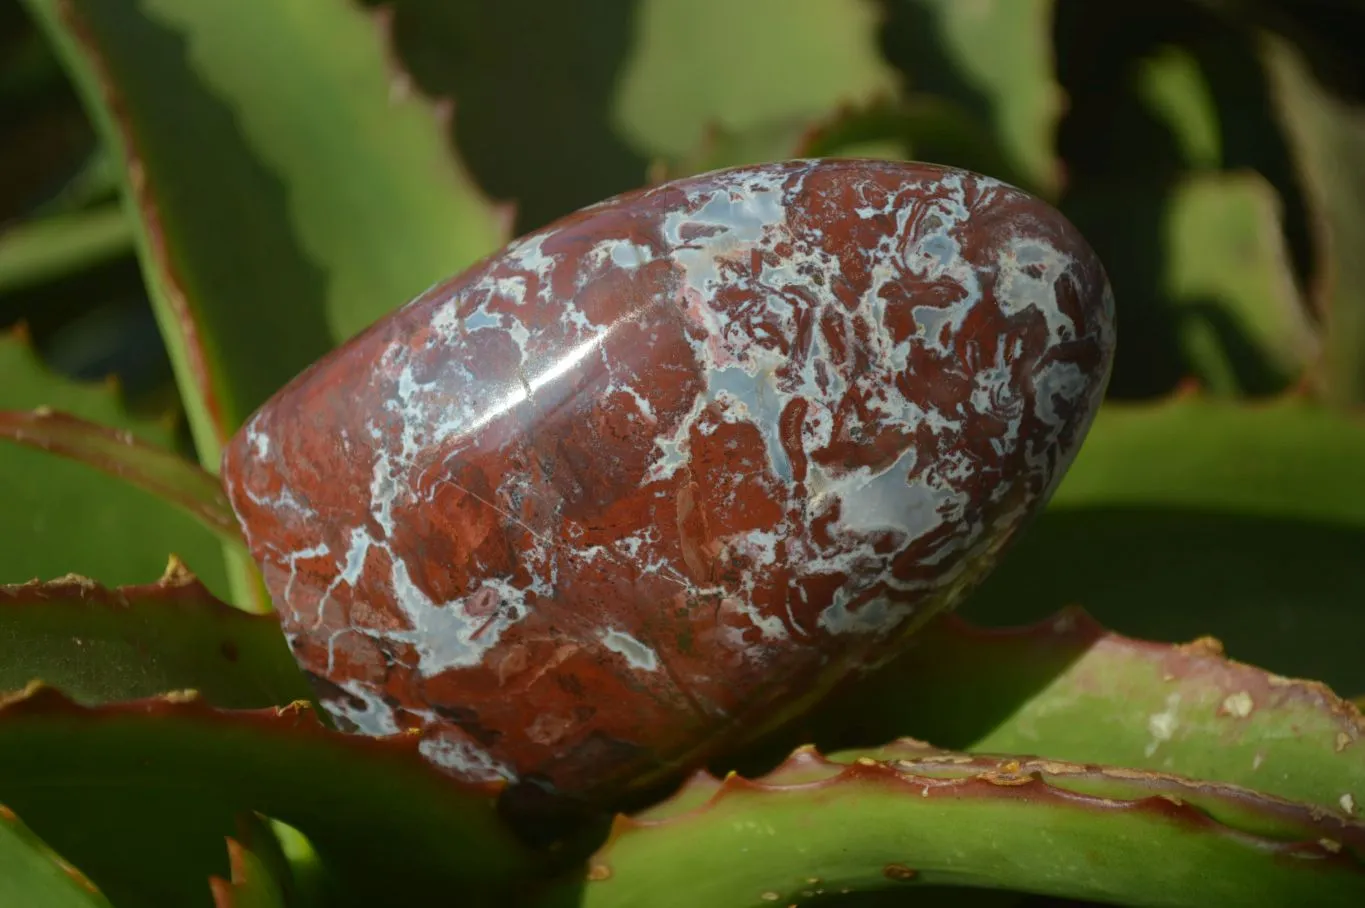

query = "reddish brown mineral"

[{"left": 222, "top": 159, "right": 1115, "bottom": 800}]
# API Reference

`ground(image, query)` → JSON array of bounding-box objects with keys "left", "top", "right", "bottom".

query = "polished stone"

[{"left": 223, "top": 159, "right": 1116, "bottom": 800}]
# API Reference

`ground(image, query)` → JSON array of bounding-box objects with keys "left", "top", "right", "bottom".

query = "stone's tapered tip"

[{"left": 222, "top": 158, "right": 1115, "bottom": 800}]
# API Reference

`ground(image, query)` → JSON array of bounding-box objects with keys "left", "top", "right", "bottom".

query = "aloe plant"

[{"left": 2, "top": 1, "right": 1364, "bottom": 906}]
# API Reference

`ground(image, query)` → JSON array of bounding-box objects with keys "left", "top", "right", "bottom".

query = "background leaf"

[
  {"left": 21, "top": 0, "right": 511, "bottom": 464},
  {"left": 377, "top": 0, "right": 895, "bottom": 233},
  {"left": 0, "top": 802, "right": 110, "bottom": 908},
  {"left": 1267, "top": 34, "right": 1365, "bottom": 404},
  {"left": 877, "top": 0, "right": 1062, "bottom": 195},
  {"left": 541, "top": 747, "right": 1365, "bottom": 908},
  {"left": 374, "top": 0, "right": 648, "bottom": 235},
  {"left": 0, "top": 326, "right": 227, "bottom": 594},
  {"left": 0, "top": 562, "right": 310, "bottom": 708},
  {"left": 0, "top": 688, "right": 537, "bottom": 908},
  {"left": 0, "top": 203, "right": 131, "bottom": 294},
  {"left": 1050, "top": 0, "right": 1316, "bottom": 400},
  {"left": 209, "top": 837, "right": 288, "bottom": 908},
  {"left": 1161, "top": 170, "right": 1316, "bottom": 394},
  {"left": 964, "top": 394, "right": 1365, "bottom": 693},
  {"left": 0, "top": 407, "right": 241, "bottom": 544},
  {"left": 613, "top": 0, "right": 896, "bottom": 169},
  {"left": 761, "top": 609, "right": 1365, "bottom": 818}
]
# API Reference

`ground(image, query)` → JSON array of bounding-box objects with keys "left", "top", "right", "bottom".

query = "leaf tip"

[{"left": 158, "top": 553, "right": 197, "bottom": 587}]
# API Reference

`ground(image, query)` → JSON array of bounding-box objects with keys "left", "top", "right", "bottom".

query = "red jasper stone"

[{"left": 223, "top": 159, "right": 1115, "bottom": 800}]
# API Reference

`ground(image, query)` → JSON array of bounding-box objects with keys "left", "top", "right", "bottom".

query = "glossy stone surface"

[{"left": 223, "top": 159, "right": 1115, "bottom": 800}]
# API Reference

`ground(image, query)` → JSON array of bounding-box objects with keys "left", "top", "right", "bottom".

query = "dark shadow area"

[
  {"left": 377, "top": 0, "right": 649, "bottom": 235},
  {"left": 0, "top": 256, "right": 177, "bottom": 403},
  {"left": 1223, "top": 0, "right": 1365, "bottom": 102},
  {"left": 0, "top": 1, "right": 97, "bottom": 223},
  {"left": 964, "top": 506, "right": 1365, "bottom": 694},
  {"left": 1053, "top": 0, "right": 1204, "bottom": 399},
  {"left": 711, "top": 505, "right": 1365, "bottom": 786},
  {"left": 721, "top": 616, "right": 1095, "bottom": 783}
]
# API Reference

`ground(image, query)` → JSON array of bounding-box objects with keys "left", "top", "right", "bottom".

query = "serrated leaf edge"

[
  {"left": 365, "top": 1, "right": 517, "bottom": 241},
  {"left": 596, "top": 745, "right": 1365, "bottom": 876},
  {"left": 0, "top": 681, "right": 509, "bottom": 799}
]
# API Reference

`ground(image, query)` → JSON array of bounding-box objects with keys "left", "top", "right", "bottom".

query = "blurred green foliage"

[{"left": 2, "top": 1, "right": 1365, "bottom": 906}]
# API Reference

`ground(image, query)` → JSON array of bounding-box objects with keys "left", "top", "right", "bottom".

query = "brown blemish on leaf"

[
  {"left": 883, "top": 862, "right": 918, "bottom": 881},
  {"left": 1180, "top": 636, "right": 1226, "bottom": 658},
  {"left": 1221, "top": 691, "right": 1255, "bottom": 718},
  {"left": 903, "top": 753, "right": 974, "bottom": 765},
  {"left": 586, "top": 863, "right": 612, "bottom": 882},
  {"left": 161, "top": 555, "right": 196, "bottom": 586}
]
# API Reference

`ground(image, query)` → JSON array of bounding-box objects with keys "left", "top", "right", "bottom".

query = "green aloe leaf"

[
  {"left": 20, "top": 0, "right": 510, "bottom": 466},
  {"left": 1267, "top": 36, "right": 1365, "bottom": 404},
  {"left": 964, "top": 394, "right": 1365, "bottom": 693},
  {"left": 0, "top": 562, "right": 310, "bottom": 708},
  {"left": 0, "top": 326, "right": 228, "bottom": 596},
  {"left": 1051, "top": 4, "right": 1316, "bottom": 399},
  {"left": 877, "top": 0, "right": 1062, "bottom": 196},
  {"left": 614, "top": 0, "right": 896, "bottom": 168},
  {"left": 0, "top": 408, "right": 241, "bottom": 545},
  {"left": 541, "top": 747, "right": 1365, "bottom": 908},
  {"left": 0, "top": 686, "right": 537, "bottom": 908},
  {"left": 1061, "top": 168, "right": 1314, "bottom": 399},
  {"left": 366, "top": 0, "right": 650, "bottom": 234},
  {"left": 374, "top": 0, "right": 895, "bottom": 231},
  {"left": 209, "top": 837, "right": 287, "bottom": 908},
  {"left": 768, "top": 609, "right": 1364, "bottom": 819},
  {"left": 1159, "top": 170, "right": 1317, "bottom": 394},
  {"left": 0, "top": 203, "right": 131, "bottom": 293},
  {"left": 225, "top": 814, "right": 313, "bottom": 908},
  {"left": 0, "top": 802, "right": 110, "bottom": 908}
]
